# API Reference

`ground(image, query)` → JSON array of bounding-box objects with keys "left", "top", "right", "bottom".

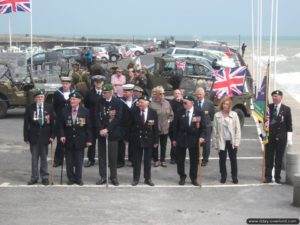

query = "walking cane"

[
  {"left": 49, "top": 141, "right": 54, "bottom": 185},
  {"left": 60, "top": 143, "right": 65, "bottom": 185},
  {"left": 106, "top": 136, "right": 109, "bottom": 188},
  {"left": 197, "top": 140, "right": 203, "bottom": 187}
]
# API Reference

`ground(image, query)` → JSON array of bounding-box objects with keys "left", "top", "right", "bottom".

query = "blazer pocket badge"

[
  {"left": 109, "top": 109, "right": 116, "bottom": 121},
  {"left": 78, "top": 118, "right": 86, "bottom": 126},
  {"left": 148, "top": 120, "right": 155, "bottom": 126}
]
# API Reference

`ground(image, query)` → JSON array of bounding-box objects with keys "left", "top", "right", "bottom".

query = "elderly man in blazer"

[
  {"left": 173, "top": 95, "right": 206, "bottom": 186},
  {"left": 24, "top": 89, "right": 56, "bottom": 185},
  {"left": 194, "top": 87, "right": 215, "bottom": 166},
  {"left": 265, "top": 90, "right": 293, "bottom": 184},
  {"left": 131, "top": 95, "right": 159, "bottom": 186}
]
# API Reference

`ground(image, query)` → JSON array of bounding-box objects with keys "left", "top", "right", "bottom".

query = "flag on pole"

[
  {"left": 253, "top": 63, "right": 270, "bottom": 144},
  {"left": 176, "top": 61, "right": 186, "bottom": 70},
  {"left": 0, "top": 0, "right": 31, "bottom": 14},
  {"left": 211, "top": 66, "right": 247, "bottom": 98}
]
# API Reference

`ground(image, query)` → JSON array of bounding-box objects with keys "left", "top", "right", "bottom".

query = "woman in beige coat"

[
  {"left": 212, "top": 96, "right": 241, "bottom": 184},
  {"left": 150, "top": 86, "right": 174, "bottom": 167}
]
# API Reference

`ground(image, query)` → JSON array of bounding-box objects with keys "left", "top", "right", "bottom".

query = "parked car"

[
  {"left": 77, "top": 46, "right": 109, "bottom": 63},
  {"left": 119, "top": 44, "right": 145, "bottom": 57},
  {"left": 99, "top": 44, "right": 121, "bottom": 62}
]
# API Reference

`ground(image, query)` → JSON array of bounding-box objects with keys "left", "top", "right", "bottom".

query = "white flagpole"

[
  {"left": 274, "top": 0, "right": 279, "bottom": 91},
  {"left": 8, "top": 14, "right": 12, "bottom": 50},
  {"left": 251, "top": 0, "right": 256, "bottom": 95},
  {"left": 30, "top": 0, "right": 33, "bottom": 74},
  {"left": 269, "top": 0, "right": 274, "bottom": 92},
  {"left": 259, "top": 0, "right": 263, "bottom": 88},
  {"left": 256, "top": 0, "right": 260, "bottom": 94}
]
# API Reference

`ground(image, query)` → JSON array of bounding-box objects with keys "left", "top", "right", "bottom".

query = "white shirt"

[
  {"left": 95, "top": 88, "right": 102, "bottom": 95},
  {"left": 274, "top": 103, "right": 281, "bottom": 116},
  {"left": 63, "top": 91, "right": 70, "bottom": 100},
  {"left": 141, "top": 108, "right": 148, "bottom": 123}
]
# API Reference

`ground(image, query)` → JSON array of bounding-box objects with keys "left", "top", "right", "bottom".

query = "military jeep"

[
  {"left": 148, "top": 56, "right": 254, "bottom": 127},
  {"left": 0, "top": 53, "right": 61, "bottom": 118}
]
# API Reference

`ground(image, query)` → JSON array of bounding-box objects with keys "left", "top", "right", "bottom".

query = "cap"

[
  {"left": 60, "top": 76, "right": 72, "bottom": 82},
  {"left": 133, "top": 86, "right": 143, "bottom": 92},
  {"left": 69, "top": 91, "right": 82, "bottom": 99},
  {"left": 271, "top": 90, "right": 283, "bottom": 96},
  {"left": 33, "top": 89, "right": 45, "bottom": 97},
  {"left": 183, "top": 95, "right": 195, "bottom": 102},
  {"left": 138, "top": 95, "right": 150, "bottom": 102},
  {"left": 102, "top": 83, "right": 113, "bottom": 91},
  {"left": 123, "top": 84, "right": 134, "bottom": 91},
  {"left": 92, "top": 75, "right": 106, "bottom": 81}
]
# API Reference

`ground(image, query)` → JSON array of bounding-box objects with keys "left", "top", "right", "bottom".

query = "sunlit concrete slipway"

[{"left": 0, "top": 49, "right": 299, "bottom": 225}]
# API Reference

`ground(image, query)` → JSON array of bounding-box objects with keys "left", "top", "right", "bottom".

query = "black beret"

[{"left": 271, "top": 90, "right": 283, "bottom": 96}]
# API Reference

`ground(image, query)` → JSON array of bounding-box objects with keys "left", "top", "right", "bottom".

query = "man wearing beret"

[
  {"left": 59, "top": 91, "right": 92, "bottom": 185},
  {"left": 172, "top": 95, "right": 206, "bottom": 186},
  {"left": 264, "top": 90, "right": 293, "bottom": 184},
  {"left": 24, "top": 89, "right": 56, "bottom": 185},
  {"left": 130, "top": 95, "right": 159, "bottom": 186},
  {"left": 95, "top": 83, "right": 123, "bottom": 186},
  {"left": 53, "top": 76, "right": 75, "bottom": 167},
  {"left": 84, "top": 75, "right": 106, "bottom": 167}
]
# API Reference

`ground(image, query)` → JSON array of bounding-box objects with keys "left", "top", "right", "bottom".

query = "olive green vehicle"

[
  {"left": 148, "top": 56, "right": 254, "bottom": 127},
  {"left": 0, "top": 53, "right": 61, "bottom": 118}
]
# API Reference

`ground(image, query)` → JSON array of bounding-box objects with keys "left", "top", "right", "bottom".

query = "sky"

[{"left": 0, "top": 0, "right": 299, "bottom": 39}]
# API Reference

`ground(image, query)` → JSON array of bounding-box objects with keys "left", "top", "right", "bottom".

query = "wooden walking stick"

[
  {"left": 197, "top": 140, "right": 203, "bottom": 187},
  {"left": 106, "top": 136, "right": 109, "bottom": 188},
  {"left": 49, "top": 141, "right": 54, "bottom": 185}
]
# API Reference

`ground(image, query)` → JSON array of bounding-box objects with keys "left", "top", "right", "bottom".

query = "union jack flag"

[
  {"left": 176, "top": 61, "right": 186, "bottom": 70},
  {"left": 211, "top": 66, "right": 247, "bottom": 98},
  {"left": 0, "top": 0, "right": 31, "bottom": 14}
]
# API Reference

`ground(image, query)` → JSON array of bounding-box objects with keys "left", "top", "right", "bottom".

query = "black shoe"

[
  {"left": 170, "top": 159, "right": 176, "bottom": 164},
  {"left": 191, "top": 180, "right": 200, "bottom": 186},
  {"left": 144, "top": 179, "right": 154, "bottom": 186},
  {"left": 111, "top": 178, "right": 119, "bottom": 186},
  {"left": 263, "top": 178, "right": 273, "bottom": 183},
  {"left": 117, "top": 162, "right": 125, "bottom": 168},
  {"left": 179, "top": 177, "right": 186, "bottom": 185},
  {"left": 27, "top": 180, "right": 38, "bottom": 185},
  {"left": 76, "top": 180, "right": 84, "bottom": 186},
  {"left": 220, "top": 177, "right": 226, "bottom": 184},
  {"left": 275, "top": 179, "right": 283, "bottom": 184},
  {"left": 96, "top": 178, "right": 107, "bottom": 185},
  {"left": 42, "top": 179, "right": 49, "bottom": 186},
  {"left": 84, "top": 161, "right": 95, "bottom": 168},
  {"left": 161, "top": 162, "right": 167, "bottom": 167},
  {"left": 126, "top": 161, "right": 133, "bottom": 167},
  {"left": 201, "top": 161, "right": 207, "bottom": 167},
  {"left": 232, "top": 178, "right": 238, "bottom": 184},
  {"left": 132, "top": 180, "right": 139, "bottom": 186},
  {"left": 53, "top": 162, "right": 62, "bottom": 168},
  {"left": 67, "top": 180, "right": 75, "bottom": 185}
]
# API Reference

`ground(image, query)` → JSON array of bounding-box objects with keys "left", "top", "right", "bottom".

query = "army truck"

[
  {"left": 0, "top": 53, "right": 61, "bottom": 118},
  {"left": 148, "top": 56, "right": 254, "bottom": 127}
]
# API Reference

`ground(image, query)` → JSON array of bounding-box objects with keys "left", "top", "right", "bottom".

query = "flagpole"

[
  {"left": 259, "top": 0, "right": 263, "bottom": 89},
  {"left": 251, "top": 0, "right": 256, "bottom": 96},
  {"left": 269, "top": 0, "right": 274, "bottom": 90},
  {"left": 256, "top": 0, "right": 260, "bottom": 96},
  {"left": 30, "top": 0, "right": 33, "bottom": 74},
  {"left": 273, "top": 0, "right": 279, "bottom": 91},
  {"left": 8, "top": 14, "right": 12, "bottom": 51}
]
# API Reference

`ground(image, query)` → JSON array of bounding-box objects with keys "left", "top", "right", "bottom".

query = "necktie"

[
  {"left": 198, "top": 101, "right": 202, "bottom": 109},
  {"left": 141, "top": 110, "right": 145, "bottom": 123},
  {"left": 38, "top": 105, "right": 43, "bottom": 126},
  {"left": 271, "top": 105, "right": 278, "bottom": 125},
  {"left": 72, "top": 108, "right": 77, "bottom": 124},
  {"left": 186, "top": 111, "right": 190, "bottom": 126}
]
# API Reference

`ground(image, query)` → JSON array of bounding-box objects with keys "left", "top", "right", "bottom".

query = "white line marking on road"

[
  {"left": 0, "top": 182, "right": 10, "bottom": 186},
  {"left": 0, "top": 183, "right": 279, "bottom": 188},
  {"left": 243, "top": 124, "right": 256, "bottom": 127}
]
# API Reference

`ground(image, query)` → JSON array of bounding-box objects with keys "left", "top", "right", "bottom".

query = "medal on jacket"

[{"left": 33, "top": 111, "right": 38, "bottom": 121}]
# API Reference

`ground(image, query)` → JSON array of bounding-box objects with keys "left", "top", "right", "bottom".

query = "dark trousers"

[
  {"left": 202, "top": 126, "right": 212, "bottom": 162},
  {"left": 118, "top": 140, "right": 133, "bottom": 164},
  {"left": 54, "top": 140, "right": 64, "bottom": 164},
  {"left": 218, "top": 141, "right": 238, "bottom": 180},
  {"left": 65, "top": 145, "right": 84, "bottom": 182},
  {"left": 265, "top": 140, "right": 286, "bottom": 180},
  {"left": 169, "top": 129, "right": 176, "bottom": 161},
  {"left": 98, "top": 137, "right": 118, "bottom": 180},
  {"left": 86, "top": 126, "right": 97, "bottom": 163},
  {"left": 30, "top": 143, "right": 49, "bottom": 181},
  {"left": 176, "top": 147, "right": 199, "bottom": 180},
  {"left": 133, "top": 147, "right": 152, "bottom": 181},
  {"left": 152, "top": 134, "right": 168, "bottom": 162}
]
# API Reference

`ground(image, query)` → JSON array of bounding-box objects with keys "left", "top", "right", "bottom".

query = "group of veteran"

[{"left": 23, "top": 72, "right": 292, "bottom": 186}]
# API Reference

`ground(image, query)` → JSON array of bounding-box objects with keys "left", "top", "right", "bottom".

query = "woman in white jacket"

[{"left": 212, "top": 96, "right": 241, "bottom": 184}]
